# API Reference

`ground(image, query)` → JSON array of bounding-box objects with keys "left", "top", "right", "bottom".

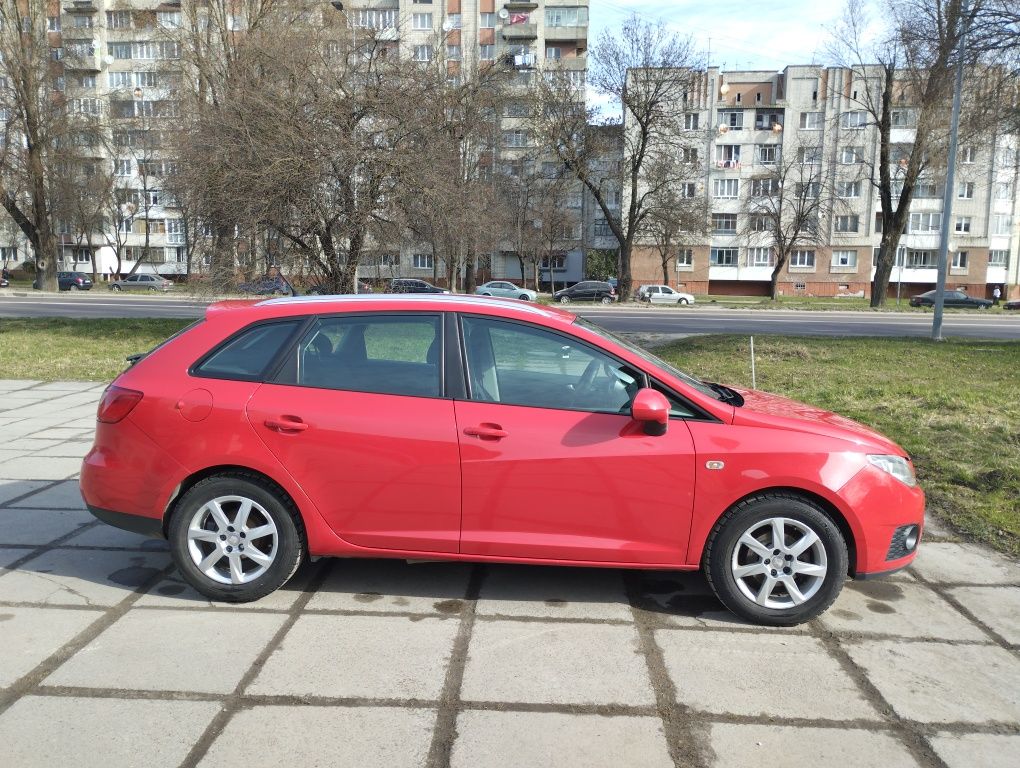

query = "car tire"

[
  {"left": 559, "top": 296, "right": 570, "bottom": 304},
  {"left": 70, "top": 285, "right": 79, "bottom": 291},
  {"left": 600, "top": 296, "right": 613, "bottom": 304},
  {"left": 679, "top": 298, "right": 689, "bottom": 305},
  {"left": 481, "top": 292, "right": 492, "bottom": 296},
  {"left": 704, "top": 492, "right": 848, "bottom": 626},
  {"left": 518, "top": 294, "right": 531, "bottom": 301},
  {"left": 112, "top": 285, "right": 121, "bottom": 291},
  {"left": 148, "top": 287, "right": 158, "bottom": 293},
  {"left": 168, "top": 473, "right": 305, "bottom": 603}
]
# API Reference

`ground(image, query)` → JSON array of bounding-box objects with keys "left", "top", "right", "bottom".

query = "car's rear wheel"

[
  {"left": 168, "top": 473, "right": 304, "bottom": 602},
  {"left": 704, "top": 493, "right": 848, "bottom": 626}
]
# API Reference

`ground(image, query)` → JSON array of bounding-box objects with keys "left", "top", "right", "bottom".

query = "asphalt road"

[{"left": 2, "top": 292, "right": 1020, "bottom": 339}]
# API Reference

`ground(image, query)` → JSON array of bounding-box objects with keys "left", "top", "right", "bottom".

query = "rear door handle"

[
  {"left": 463, "top": 424, "right": 508, "bottom": 440},
  {"left": 265, "top": 416, "right": 309, "bottom": 433}
]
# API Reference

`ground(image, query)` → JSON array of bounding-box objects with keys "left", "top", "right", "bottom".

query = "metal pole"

[
  {"left": 750, "top": 335, "right": 756, "bottom": 389},
  {"left": 933, "top": 0, "right": 972, "bottom": 341}
]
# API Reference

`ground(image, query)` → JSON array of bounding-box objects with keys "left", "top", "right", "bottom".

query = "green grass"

[
  {"left": 0, "top": 319, "right": 1016, "bottom": 556},
  {"left": 655, "top": 335, "right": 1020, "bottom": 556}
]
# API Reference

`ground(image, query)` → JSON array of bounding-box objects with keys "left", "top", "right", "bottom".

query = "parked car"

[
  {"left": 1003, "top": 298, "right": 1019, "bottom": 310},
  {"left": 553, "top": 280, "right": 617, "bottom": 304},
  {"left": 81, "top": 295, "right": 924, "bottom": 626},
  {"left": 908, "top": 289, "right": 991, "bottom": 309},
  {"left": 238, "top": 277, "right": 294, "bottom": 296},
  {"left": 638, "top": 285, "right": 696, "bottom": 305},
  {"left": 389, "top": 278, "right": 449, "bottom": 294},
  {"left": 305, "top": 281, "right": 374, "bottom": 295},
  {"left": 58, "top": 271, "right": 93, "bottom": 291},
  {"left": 475, "top": 281, "right": 537, "bottom": 301},
  {"left": 0, "top": 277, "right": 8, "bottom": 288},
  {"left": 110, "top": 274, "right": 174, "bottom": 292}
]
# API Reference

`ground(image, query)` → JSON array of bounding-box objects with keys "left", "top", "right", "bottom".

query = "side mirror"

[{"left": 631, "top": 388, "right": 670, "bottom": 436}]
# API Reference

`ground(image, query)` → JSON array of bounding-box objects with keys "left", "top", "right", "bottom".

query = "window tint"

[
  {"left": 292, "top": 314, "right": 441, "bottom": 398},
  {"left": 195, "top": 321, "right": 300, "bottom": 380},
  {"left": 462, "top": 316, "right": 640, "bottom": 413}
]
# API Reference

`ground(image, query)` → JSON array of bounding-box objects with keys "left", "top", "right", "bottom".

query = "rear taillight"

[{"left": 97, "top": 386, "right": 143, "bottom": 423}]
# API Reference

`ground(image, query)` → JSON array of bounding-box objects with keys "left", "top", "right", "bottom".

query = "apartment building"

[{"left": 628, "top": 65, "right": 1020, "bottom": 300}]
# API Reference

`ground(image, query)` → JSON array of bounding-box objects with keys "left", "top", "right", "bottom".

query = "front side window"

[
  {"left": 462, "top": 317, "right": 640, "bottom": 414},
  {"left": 291, "top": 315, "right": 441, "bottom": 398},
  {"left": 195, "top": 321, "right": 301, "bottom": 381}
]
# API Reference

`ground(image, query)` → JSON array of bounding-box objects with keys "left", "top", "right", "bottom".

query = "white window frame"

[
  {"left": 413, "top": 253, "right": 434, "bottom": 269},
  {"left": 791, "top": 250, "right": 816, "bottom": 268},
  {"left": 412, "top": 13, "right": 433, "bottom": 30},
  {"left": 709, "top": 248, "right": 738, "bottom": 266},
  {"left": 799, "top": 112, "right": 823, "bottom": 130},
  {"left": 834, "top": 215, "right": 859, "bottom": 233},
  {"left": 832, "top": 249, "right": 858, "bottom": 267},
  {"left": 713, "top": 178, "right": 739, "bottom": 199},
  {"left": 954, "top": 216, "right": 971, "bottom": 234},
  {"left": 957, "top": 181, "right": 975, "bottom": 199}
]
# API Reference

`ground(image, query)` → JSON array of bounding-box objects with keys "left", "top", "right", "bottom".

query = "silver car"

[
  {"left": 637, "top": 284, "right": 695, "bottom": 305},
  {"left": 474, "top": 281, "right": 537, "bottom": 301},
  {"left": 110, "top": 274, "right": 174, "bottom": 292}
]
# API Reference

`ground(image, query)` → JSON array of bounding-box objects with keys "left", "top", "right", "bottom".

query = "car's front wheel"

[
  {"left": 112, "top": 285, "right": 121, "bottom": 291},
  {"left": 518, "top": 294, "right": 531, "bottom": 301},
  {"left": 679, "top": 298, "right": 689, "bottom": 305},
  {"left": 559, "top": 295, "right": 570, "bottom": 303},
  {"left": 600, "top": 296, "right": 613, "bottom": 304},
  {"left": 704, "top": 493, "right": 848, "bottom": 626},
  {"left": 168, "top": 473, "right": 304, "bottom": 602}
]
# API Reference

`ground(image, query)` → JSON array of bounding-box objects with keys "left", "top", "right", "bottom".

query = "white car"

[{"left": 637, "top": 285, "right": 695, "bottom": 305}]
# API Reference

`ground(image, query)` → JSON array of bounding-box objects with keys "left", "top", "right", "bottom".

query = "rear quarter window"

[{"left": 192, "top": 320, "right": 302, "bottom": 381}]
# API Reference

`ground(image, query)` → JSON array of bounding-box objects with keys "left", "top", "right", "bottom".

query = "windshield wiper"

[{"left": 706, "top": 382, "right": 744, "bottom": 406}]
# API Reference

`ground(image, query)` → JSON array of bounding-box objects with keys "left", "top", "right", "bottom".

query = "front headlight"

[{"left": 867, "top": 454, "right": 917, "bottom": 487}]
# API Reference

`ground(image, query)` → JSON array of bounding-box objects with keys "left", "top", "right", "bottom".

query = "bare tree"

[
  {"left": 831, "top": 0, "right": 991, "bottom": 306},
  {"left": 534, "top": 14, "right": 703, "bottom": 300},
  {"left": 640, "top": 170, "right": 708, "bottom": 286}
]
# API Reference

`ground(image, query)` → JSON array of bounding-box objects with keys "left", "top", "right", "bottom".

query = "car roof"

[{"left": 206, "top": 294, "right": 577, "bottom": 327}]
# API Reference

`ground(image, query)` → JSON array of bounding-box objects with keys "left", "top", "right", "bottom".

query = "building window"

[
  {"left": 834, "top": 215, "right": 859, "bottom": 233},
  {"left": 791, "top": 250, "right": 815, "bottom": 268},
  {"left": 799, "top": 112, "right": 823, "bottom": 130},
  {"left": 710, "top": 248, "right": 738, "bottom": 266},
  {"left": 959, "top": 146, "right": 975, "bottom": 164},
  {"left": 756, "top": 144, "right": 779, "bottom": 165},
  {"left": 447, "top": 45, "right": 462, "bottom": 60},
  {"left": 413, "top": 45, "right": 433, "bottom": 62},
  {"left": 109, "top": 71, "right": 132, "bottom": 88},
  {"left": 480, "top": 44, "right": 495, "bottom": 61},
  {"left": 545, "top": 46, "right": 561, "bottom": 60},
  {"left": 906, "top": 249, "right": 936, "bottom": 267},
  {"left": 47, "top": 16, "right": 61, "bottom": 32},
  {"left": 909, "top": 212, "right": 941, "bottom": 233},
  {"left": 798, "top": 146, "right": 822, "bottom": 165},
  {"left": 840, "top": 146, "right": 864, "bottom": 164},
  {"left": 679, "top": 147, "right": 699, "bottom": 163},
  {"left": 503, "top": 129, "right": 528, "bottom": 148},
  {"left": 914, "top": 179, "right": 942, "bottom": 198},
  {"left": 797, "top": 181, "right": 821, "bottom": 199},
  {"left": 480, "top": 12, "right": 496, "bottom": 28},
  {"left": 683, "top": 113, "right": 699, "bottom": 130},
  {"left": 750, "top": 178, "right": 780, "bottom": 197},
  {"left": 840, "top": 111, "right": 868, "bottom": 129},
  {"left": 720, "top": 111, "right": 743, "bottom": 130},
  {"left": 957, "top": 181, "right": 975, "bottom": 199},
  {"left": 747, "top": 247, "right": 774, "bottom": 267},
  {"left": 954, "top": 216, "right": 971, "bottom": 234},
  {"left": 157, "top": 11, "right": 182, "bottom": 28},
  {"left": 713, "top": 179, "right": 739, "bottom": 198},
  {"left": 992, "top": 215, "right": 1012, "bottom": 235},
  {"left": 988, "top": 250, "right": 1008, "bottom": 266},
  {"left": 832, "top": 249, "right": 858, "bottom": 267},
  {"left": 750, "top": 215, "right": 773, "bottom": 232},
  {"left": 355, "top": 9, "right": 399, "bottom": 28},
  {"left": 716, "top": 145, "right": 740, "bottom": 168},
  {"left": 447, "top": 13, "right": 462, "bottom": 29},
  {"left": 952, "top": 251, "right": 968, "bottom": 269},
  {"left": 995, "top": 183, "right": 1012, "bottom": 200},
  {"left": 546, "top": 7, "right": 588, "bottom": 27},
  {"left": 72, "top": 14, "right": 94, "bottom": 28},
  {"left": 711, "top": 214, "right": 737, "bottom": 234},
  {"left": 114, "top": 159, "right": 132, "bottom": 176},
  {"left": 677, "top": 182, "right": 697, "bottom": 198},
  {"left": 413, "top": 253, "right": 434, "bottom": 269},
  {"left": 677, "top": 248, "right": 693, "bottom": 267},
  {"left": 837, "top": 181, "right": 860, "bottom": 198},
  {"left": 412, "top": 13, "right": 433, "bottom": 30},
  {"left": 890, "top": 109, "right": 916, "bottom": 127}
]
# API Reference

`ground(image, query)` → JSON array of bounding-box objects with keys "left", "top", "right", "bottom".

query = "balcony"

[
  {"left": 545, "top": 26, "right": 587, "bottom": 42},
  {"left": 502, "top": 24, "right": 538, "bottom": 41},
  {"left": 717, "top": 160, "right": 741, "bottom": 170},
  {"left": 503, "top": 1, "right": 540, "bottom": 9}
]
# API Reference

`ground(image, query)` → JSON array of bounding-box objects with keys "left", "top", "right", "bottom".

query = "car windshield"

[{"left": 575, "top": 317, "right": 723, "bottom": 401}]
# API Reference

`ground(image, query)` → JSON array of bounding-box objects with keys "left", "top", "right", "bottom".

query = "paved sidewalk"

[{"left": 0, "top": 379, "right": 1018, "bottom": 767}]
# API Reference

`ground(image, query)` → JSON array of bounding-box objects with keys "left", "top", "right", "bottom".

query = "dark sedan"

[
  {"left": 909, "top": 289, "right": 992, "bottom": 309},
  {"left": 57, "top": 271, "right": 94, "bottom": 291},
  {"left": 389, "top": 278, "right": 449, "bottom": 294},
  {"left": 553, "top": 280, "right": 617, "bottom": 304},
  {"left": 1005, "top": 298, "right": 1020, "bottom": 310}
]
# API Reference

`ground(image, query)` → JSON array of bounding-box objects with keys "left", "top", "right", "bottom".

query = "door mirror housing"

[{"left": 631, "top": 388, "right": 670, "bottom": 436}]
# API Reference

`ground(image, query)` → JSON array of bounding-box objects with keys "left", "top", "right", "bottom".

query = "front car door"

[
  {"left": 247, "top": 312, "right": 462, "bottom": 553},
  {"left": 454, "top": 314, "right": 697, "bottom": 565}
]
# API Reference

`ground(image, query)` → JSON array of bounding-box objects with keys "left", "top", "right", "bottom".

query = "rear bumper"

[{"left": 88, "top": 505, "right": 164, "bottom": 538}]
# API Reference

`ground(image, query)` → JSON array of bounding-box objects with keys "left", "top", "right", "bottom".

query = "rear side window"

[
  {"left": 193, "top": 320, "right": 301, "bottom": 381},
  {"left": 283, "top": 314, "right": 442, "bottom": 398}
]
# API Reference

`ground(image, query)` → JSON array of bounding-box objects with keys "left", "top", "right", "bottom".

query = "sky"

[{"left": 587, "top": 0, "right": 845, "bottom": 73}]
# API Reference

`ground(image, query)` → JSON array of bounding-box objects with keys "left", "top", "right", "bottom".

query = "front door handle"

[
  {"left": 463, "top": 423, "right": 508, "bottom": 440},
  {"left": 265, "top": 416, "right": 309, "bottom": 433}
]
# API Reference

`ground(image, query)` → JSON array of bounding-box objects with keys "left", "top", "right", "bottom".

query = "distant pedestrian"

[
  {"left": 992, "top": 286, "right": 1001, "bottom": 306},
  {"left": 1, "top": 266, "right": 9, "bottom": 281}
]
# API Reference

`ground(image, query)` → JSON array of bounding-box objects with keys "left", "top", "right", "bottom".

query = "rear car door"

[{"left": 247, "top": 312, "right": 462, "bottom": 552}]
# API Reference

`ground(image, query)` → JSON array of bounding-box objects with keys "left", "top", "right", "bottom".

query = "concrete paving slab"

[
  {"left": 62, "top": 523, "right": 168, "bottom": 550},
  {"left": 0, "top": 607, "right": 100, "bottom": 688},
  {"left": 475, "top": 565, "right": 632, "bottom": 621},
  {"left": 199, "top": 706, "right": 435, "bottom": 768},
  {"left": 0, "top": 696, "right": 220, "bottom": 768},
  {"left": 929, "top": 733, "right": 1020, "bottom": 768},
  {"left": 820, "top": 580, "right": 987, "bottom": 641},
  {"left": 4, "top": 438, "right": 63, "bottom": 453},
  {"left": 0, "top": 507, "right": 92, "bottom": 546},
  {"left": 947, "top": 586, "right": 1020, "bottom": 644},
  {"left": 452, "top": 711, "right": 673, "bottom": 768},
  {"left": 0, "top": 548, "right": 28, "bottom": 568},
  {"left": 47, "top": 608, "right": 287, "bottom": 694},
  {"left": 136, "top": 564, "right": 316, "bottom": 610},
  {"left": 306, "top": 559, "right": 472, "bottom": 614},
  {"left": 655, "top": 630, "right": 877, "bottom": 720},
  {"left": 0, "top": 380, "right": 41, "bottom": 390},
  {"left": 846, "top": 640, "right": 1020, "bottom": 724},
  {"left": 29, "top": 443, "right": 92, "bottom": 459},
  {"left": 462, "top": 622, "right": 654, "bottom": 706},
  {"left": 31, "top": 382, "right": 100, "bottom": 392},
  {"left": 28, "top": 427, "right": 94, "bottom": 441},
  {"left": 14, "top": 480, "right": 85, "bottom": 509},
  {"left": 910, "top": 543, "right": 1020, "bottom": 585},
  {"left": 708, "top": 724, "right": 920, "bottom": 767},
  {"left": 249, "top": 614, "right": 459, "bottom": 700},
  {"left": 0, "top": 548, "right": 170, "bottom": 606},
  {"left": 0, "top": 456, "right": 82, "bottom": 480},
  {"left": 0, "top": 480, "right": 49, "bottom": 505}
]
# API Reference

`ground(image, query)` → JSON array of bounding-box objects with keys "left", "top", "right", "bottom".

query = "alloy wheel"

[
  {"left": 186, "top": 495, "right": 279, "bottom": 585},
  {"left": 730, "top": 516, "right": 827, "bottom": 609}
]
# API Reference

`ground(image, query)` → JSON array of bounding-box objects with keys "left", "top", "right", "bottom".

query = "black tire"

[
  {"left": 559, "top": 295, "right": 570, "bottom": 304},
  {"left": 70, "top": 284, "right": 79, "bottom": 291},
  {"left": 518, "top": 294, "right": 530, "bottom": 301},
  {"left": 703, "top": 492, "right": 848, "bottom": 626},
  {"left": 168, "top": 472, "right": 305, "bottom": 602},
  {"left": 600, "top": 295, "right": 613, "bottom": 304},
  {"left": 679, "top": 298, "right": 689, "bottom": 305},
  {"left": 112, "top": 284, "right": 121, "bottom": 291}
]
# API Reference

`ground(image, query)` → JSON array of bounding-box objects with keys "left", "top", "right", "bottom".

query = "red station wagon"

[{"left": 81, "top": 295, "right": 924, "bottom": 625}]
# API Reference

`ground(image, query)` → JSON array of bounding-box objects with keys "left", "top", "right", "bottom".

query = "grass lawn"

[{"left": 0, "top": 318, "right": 1016, "bottom": 556}]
